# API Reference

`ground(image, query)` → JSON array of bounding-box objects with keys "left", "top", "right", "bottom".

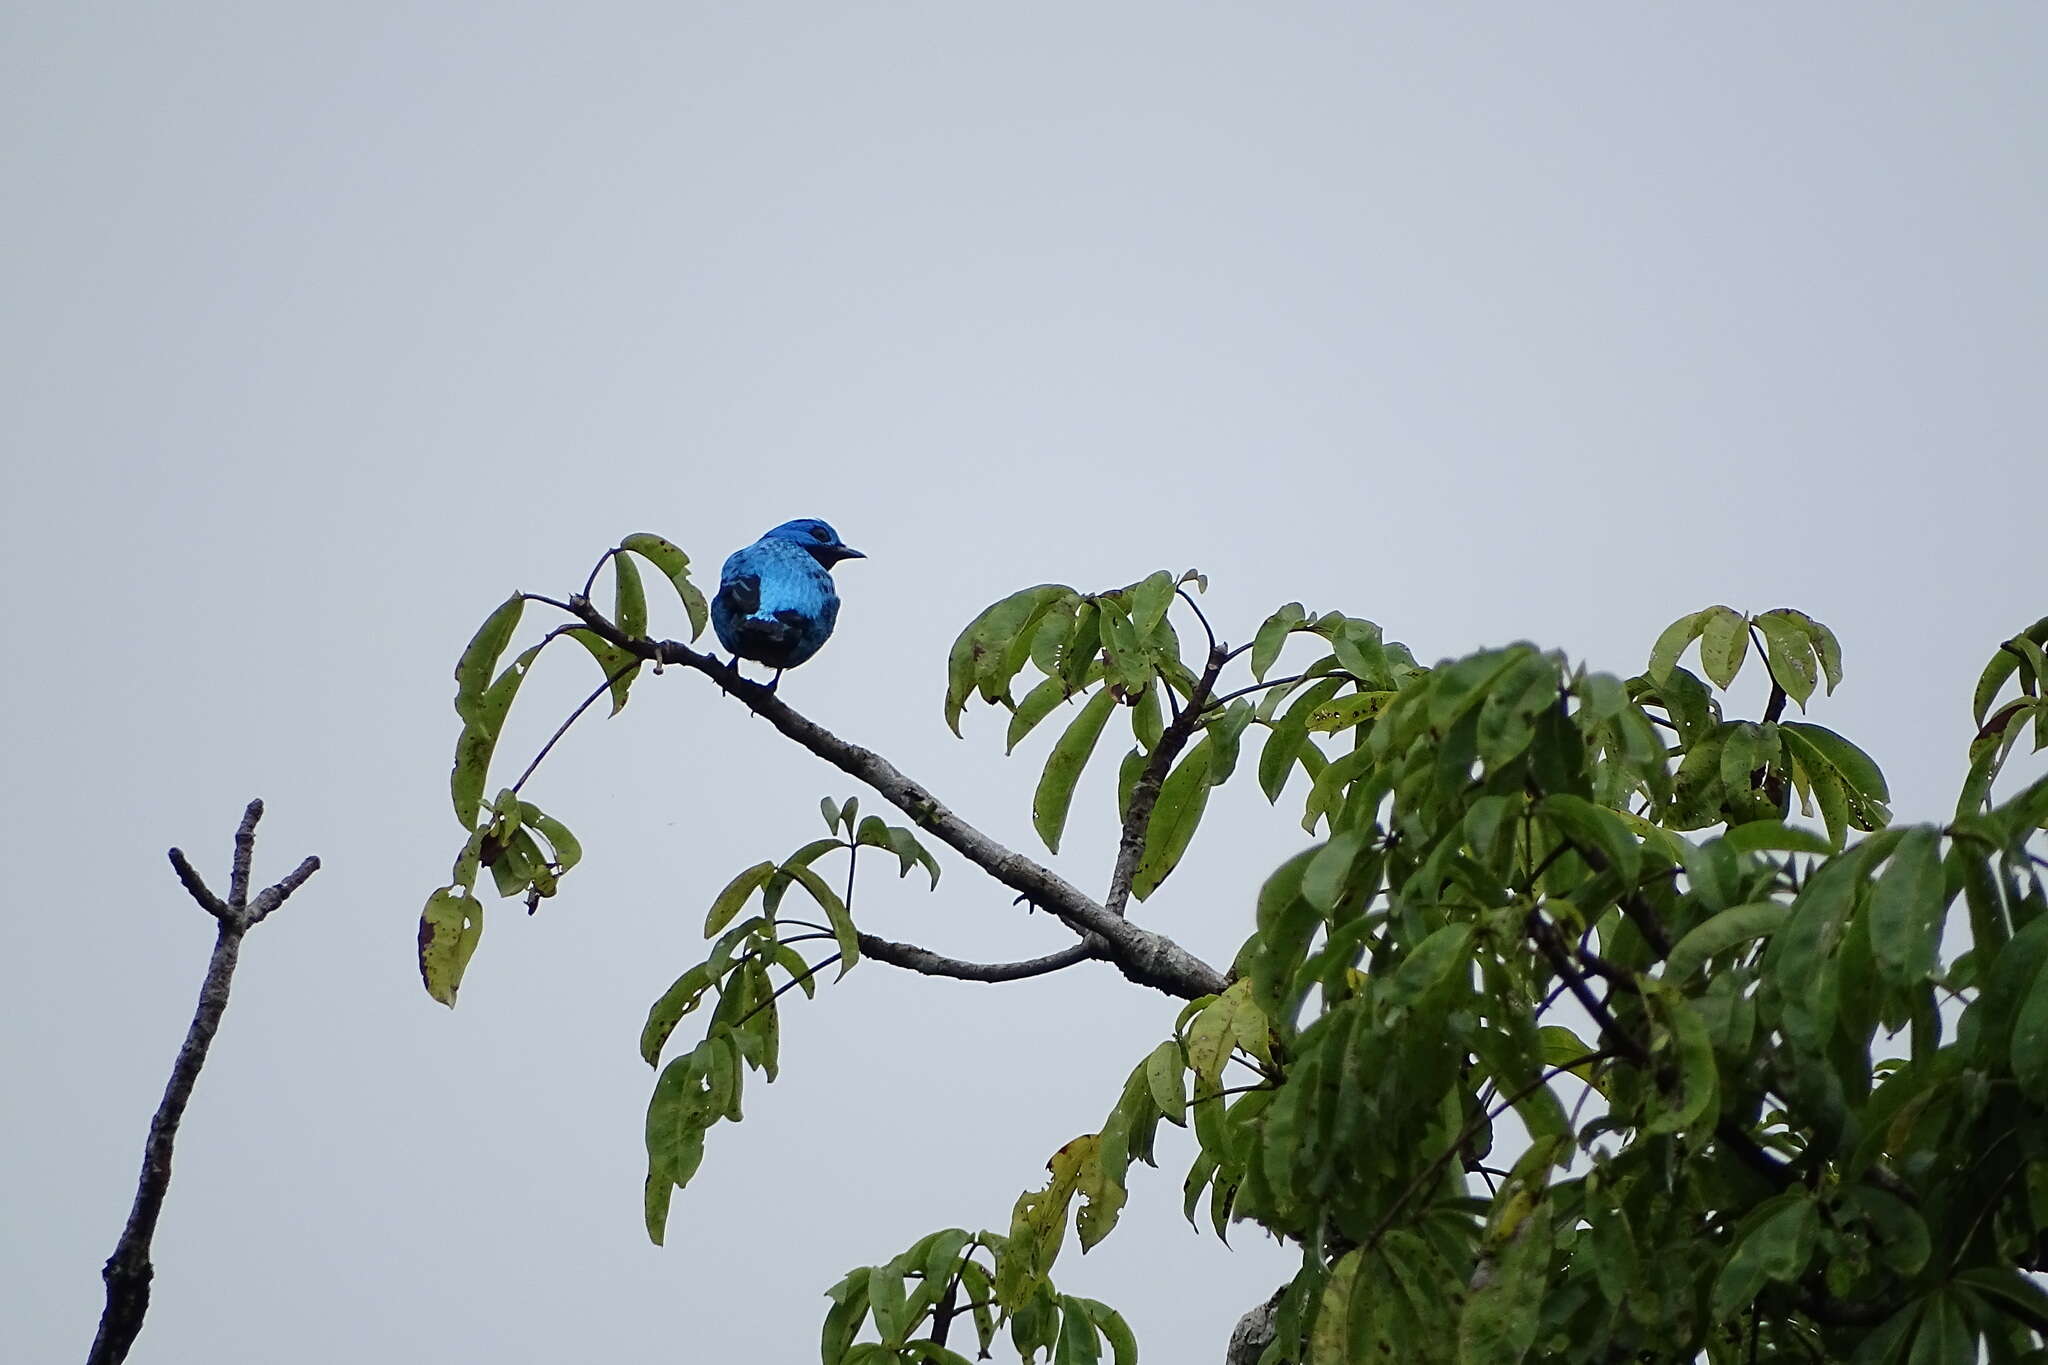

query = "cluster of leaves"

[
  {"left": 640, "top": 797, "right": 941, "bottom": 1244},
  {"left": 420, "top": 534, "right": 707, "bottom": 1005},
  {"left": 819, "top": 1225, "right": 1137, "bottom": 1365},
  {"left": 944, "top": 572, "right": 1424, "bottom": 896},
  {"left": 918, "top": 598, "right": 2048, "bottom": 1363}
]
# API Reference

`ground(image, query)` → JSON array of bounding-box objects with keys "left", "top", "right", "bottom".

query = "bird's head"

[{"left": 762, "top": 518, "right": 866, "bottom": 567}]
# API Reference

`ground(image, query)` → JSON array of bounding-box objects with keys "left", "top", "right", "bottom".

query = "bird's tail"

[{"left": 729, "top": 615, "right": 795, "bottom": 652}]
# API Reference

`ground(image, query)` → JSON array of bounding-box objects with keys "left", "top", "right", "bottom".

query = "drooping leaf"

[
  {"left": 1663, "top": 902, "right": 1789, "bottom": 983},
  {"left": 1647, "top": 610, "right": 1708, "bottom": 686},
  {"left": 612, "top": 549, "right": 647, "bottom": 640},
  {"left": 1131, "top": 739, "right": 1214, "bottom": 901},
  {"left": 1868, "top": 827, "right": 1948, "bottom": 986},
  {"left": 450, "top": 642, "right": 545, "bottom": 827},
  {"left": 704, "top": 860, "right": 779, "bottom": 938},
  {"left": 1753, "top": 609, "right": 1820, "bottom": 710},
  {"left": 1710, "top": 1193, "right": 1817, "bottom": 1319},
  {"left": 418, "top": 887, "right": 484, "bottom": 1006},
  {"left": 620, "top": 532, "right": 709, "bottom": 639},
  {"left": 945, "top": 585, "right": 1077, "bottom": 733},
  {"left": 639, "top": 963, "right": 716, "bottom": 1065},
  {"left": 1456, "top": 1188, "right": 1552, "bottom": 1365},
  {"left": 1696, "top": 606, "right": 1750, "bottom": 690},
  {"left": 780, "top": 862, "right": 860, "bottom": 978},
  {"left": 454, "top": 594, "right": 526, "bottom": 726},
  {"left": 1252, "top": 603, "right": 1310, "bottom": 682},
  {"left": 1032, "top": 688, "right": 1118, "bottom": 854},
  {"left": 567, "top": 627, "right": 641, "bottom": 716}
]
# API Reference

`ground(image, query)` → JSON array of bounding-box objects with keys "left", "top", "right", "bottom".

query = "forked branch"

[
  {"left": 88, "top": 800, "right": 320, "bottom": 1365},
  {"left": 558, "top": 597, "right": 1228, "bottom": 1001}
]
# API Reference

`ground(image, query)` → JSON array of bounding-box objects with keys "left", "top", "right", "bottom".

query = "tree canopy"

[{"left": 421, "top": 533, "right": 2048, "bottom": 1364}]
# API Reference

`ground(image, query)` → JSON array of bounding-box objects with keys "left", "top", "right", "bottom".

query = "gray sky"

[{"left": 4, "top": 5, "right": 2044, "bottom": 1361}]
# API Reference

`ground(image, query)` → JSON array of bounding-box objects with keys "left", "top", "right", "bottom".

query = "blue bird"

[{"left": 711, "top": 518, "right": 865, "bottom": 691}]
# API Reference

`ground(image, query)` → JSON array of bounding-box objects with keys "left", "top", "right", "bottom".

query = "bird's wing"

[{"left": 721, "top": 572, "right": 761, "bottom": 615}]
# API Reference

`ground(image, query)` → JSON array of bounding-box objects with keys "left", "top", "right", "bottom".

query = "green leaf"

[
  {"left": 1907, "top": 1291, "right": 1971, "bottom": 1365},
  {"left": 1381, "top": 923, "right": 1474, "bottom": 1010},
  {"left": 997, "top": 1134, "right": 1099, "bottom": 1311},
  {"left": 1754, "top": 609, "right": 1819, "bottom": 710},
  {"left": 1537, "top": 793, "right": 1641, "bottom": 889},
  {"left": 1252, "top": 603, "right": 1309, "bottom": 682},
  {"left": 820, "top": 796, "right": 842, "bottom": 833},
  {"left": 1144, "top": 1040, "right": 1186, "bottom": 1126},
  {"left": 1127, "top": 569, "right": 1175, "bottom": 637},
  {"left": 1305, "top": 690, "right": 1398, "bottom": 733},
  {"left": 945, "top": 585, "right": 1076, "bottom": 734},
  {"left": 1313, "top": 1249, "right": 1395, "bottom": 1365},
  {"left": 567, "top": 627, "right": 641, "bottom": 716},
  {"left": 1073, "top": 1299, "right": 1137, "bottom": 1365},
  {"left": 418, "top": 888, "right": 484, "bottom": 1007},
  {"left": 879, "top": 826, "right": 940, "bottom": 888},
  {"left": 1868, "top": 827, "right": 1948, "bottom": 986},
  {"left": 1955, "top": 1265, "right": 2048, "bottom": 1333},
  {"left": 620, "top": 532, "right": 709, "bottom": 639},
  {"left": 1301, "top": 830, "right": 1368, "bottom": 913},
  {"left": 1186, "top": 981, "right": 1269, "bottom": 1091},
  {"left": 704, "top": 860, "right": 778, "bottom": 938},
  {"left": 1457, "top": 1190, "right": 1551, "bottom": 1365},
  {"left": 1131, "top": 739, "right": 1214, "bottom": 901},
  {"left": 1032, "top": 688, "right": 1118, "bottom": 854},
  {"left": 1781, "top": 722, "right": 1890, "bottom": 802},
  {"left": 821, "top": 1266, "right": 872, "bottom": 1364},
  {"left": 450, "top": 642, "right": 545, "bottom": 827},
  {"left": 1664, "top": 902, "right": 1789, "bottom": 983},
  {"left": 781, "top": 863, "right": 860, "bottom": 978},
  {"left": 639, "top": 962, "right": 716, "bottom": 1064},
  {"left": 454, "top": 594, "right": 526, "bottom": 726},
  {"left": 1697, "top": 606, "right": 1750, "bottom": 690},
  {"left": 1710, "top": 1193, "right": 1817, "bottom": 1318},
  {"left": 1648, "top": 610, "right": 1707, "bottom": 686},
  {"left": 612, "top": 550, "right": 647, "bottom": 640},
  {"left": 1642, "top": 981, "right": 1718, "bottom": 1136},
  {"left": 1721, "top": 820, "right": 1833, "bottom": 855},
  {"left": 2012, "top": 947, "right": 2048, "bottom": 1103},
  {"left": 1009, "top": 675, "right": 1077, "bottom": 754},
  {"left": 1054, "top": 1297, "right": 1102, "bottom": 1365},
  {"left": 1843, "top": 1186, "right": 1930, "bottom": 1277},
  {"left": 519, "top": 802, "right": 582, "bottom": 874},
  {"left": 867, "top": 1257, "right": 909, "bottom": 1347}
]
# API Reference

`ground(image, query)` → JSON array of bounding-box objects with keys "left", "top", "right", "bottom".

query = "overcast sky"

[{"left": 4, "top": 5, "right": 2044, "bottom": 1361}]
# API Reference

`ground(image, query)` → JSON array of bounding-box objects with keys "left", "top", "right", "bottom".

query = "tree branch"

[
  {"left": 558, "top": 601, "right": 1229, "bottom": 1000},
  {"left": 89, "top": 800, "right": 321, "bottom": 1365},
  {"left": 856, "top": 933, "right": 1098, "bottom": 983}
]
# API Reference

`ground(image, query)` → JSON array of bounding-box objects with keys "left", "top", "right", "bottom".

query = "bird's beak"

[{"left": 835, "top": 546, "right": 866, "bottom": 562}]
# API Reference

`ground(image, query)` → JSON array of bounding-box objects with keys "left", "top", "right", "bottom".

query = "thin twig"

[
  {"left": 1176, "top": 586, "right": 1219, "bottom": 657},
  {"left": 89, "top": 802, "right": 320, "bottom": 1365},
  {"left": 581, "top": 548, "right": 621, "bottom": 604},
  {"left": 509, "top": 661, "right": 642, "bottom": 796}
]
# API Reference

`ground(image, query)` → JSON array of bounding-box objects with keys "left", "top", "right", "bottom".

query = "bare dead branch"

[
  {"left": 88, "top": 803, "right": 320, "bottom": 1365},
  {"left": 227, "top": 798, "right": 262, "bottom": 908}
]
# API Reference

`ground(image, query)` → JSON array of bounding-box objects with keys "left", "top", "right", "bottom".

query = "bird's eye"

[{"left": 810, "top": 526, "right": 830, "bottom": 541}]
